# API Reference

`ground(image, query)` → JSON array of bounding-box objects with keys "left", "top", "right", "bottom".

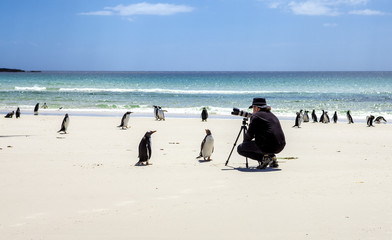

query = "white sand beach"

[{"left": 1, "top": 114, "right": 392, "bottom": 239}]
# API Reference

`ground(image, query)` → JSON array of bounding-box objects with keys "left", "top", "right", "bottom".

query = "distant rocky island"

[{"left": 0, "top": 68, "right": 41, "bottom": 72}]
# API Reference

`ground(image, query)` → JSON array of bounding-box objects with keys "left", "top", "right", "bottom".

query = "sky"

[{"left": 1, "top": 0, "right": 391, "bottom": 71}]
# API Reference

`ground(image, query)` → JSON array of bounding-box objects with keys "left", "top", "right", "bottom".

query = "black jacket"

[{"left": 244, "top": 110, "right": 286, "bottom": 154}]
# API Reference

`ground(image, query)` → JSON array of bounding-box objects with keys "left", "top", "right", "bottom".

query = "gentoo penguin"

[
  {"left": 153, "top": 105, "right": 159, "bottom": 120},
  {"left": 157, "top": 107, "right": 166, "bottom": 121},
  {"left": 299, "top": 109, "right": 303, "bottom": 121},
  {"left": 137, "top": 131, "right": 156, "bottom": 166},
  {"left": 57, "top": 113, "right": 70, "bottom": 134},
  {"left": 321, "top": 111, "right": 330, "bottom": 124},
  {"left": 15, "top": 107, "right": 20, "bottom": 118},
  {"left": 333, "top": 111, "right": 338, "bottom": 123},
  {"left": 118, "top": 111, "right": 133, "bottom": 129},
  {"left": 347, "top": 110, "right": 354, "bottom": 124},
  {"left": 366, "top": 115, "right": 375, "bottom": 127},
  {"left": 201, "top": 107, "right": 208, "bottom": 122},
  {"left": 311, "top": 109, "right": 318, "bottom": 123},
  {"left": 34, "top": 103, "right": 39, "bottom": 115},
  {"left": 4, "top": 111, "right": 14, "bottom": 118},
  {"left": 374, "top": 116, "right": 387, "bottom": 124},
  {"left": 293, "top": 112, "right": 302, "bottom": 128},
  {"left": 303, "top": 110, "right": 309, "bottom": 122},
  {"left": 197, "top": 129, "right": 214, "bottom": 161},
  {"left": 319, "top": 110, "right": 325, "bottom": 123}
]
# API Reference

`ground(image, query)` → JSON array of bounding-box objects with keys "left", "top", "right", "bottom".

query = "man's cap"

[{"left": 249, "top": 98, "right": 270, "bottom": 109}]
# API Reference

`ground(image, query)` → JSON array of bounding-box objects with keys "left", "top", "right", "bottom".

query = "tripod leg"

[{"left": 225, "top": 126, "right": 243, "bottom": 166}]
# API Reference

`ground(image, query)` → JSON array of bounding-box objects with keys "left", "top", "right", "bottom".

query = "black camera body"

[{"left": 231, "top": 108, "right": 252, "bottom": 118}]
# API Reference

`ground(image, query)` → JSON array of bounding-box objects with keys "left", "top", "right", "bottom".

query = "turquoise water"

[{"left": 1, "top": 71, "right": 392, "bottom": 119}]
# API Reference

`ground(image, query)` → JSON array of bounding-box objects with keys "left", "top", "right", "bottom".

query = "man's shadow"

[{"left": 222, "top": 164, "right": 282, "bottom": 173}]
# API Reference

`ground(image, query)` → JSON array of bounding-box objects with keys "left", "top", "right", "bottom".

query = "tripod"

[{"left": 225, "top": 118, "right": 249, "bottom": 168}]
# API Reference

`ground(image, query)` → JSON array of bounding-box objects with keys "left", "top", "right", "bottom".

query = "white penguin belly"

[
  {"left": 124, "top": 115, "right": 130, "bottom": 126},
  {"left": 64, "top": 118, "right": 70, "bottom": 130},
  {"left": 202, "top": 136, "right": 214, "bottom": 157}
]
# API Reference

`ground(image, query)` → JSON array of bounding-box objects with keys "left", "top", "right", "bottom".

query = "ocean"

[{"left": 1, "top": 71, "right": 392, "bottom": 121}]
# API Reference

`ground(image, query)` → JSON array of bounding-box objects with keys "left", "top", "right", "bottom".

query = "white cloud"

[
  {"left": 348, "top": 9, "right": 385, "bottom": 15},
  {"left": 80, "top": 2, "right": 194, "bottom": 16},
  {"left": 262, "top": 0, "right": 384, "bottom": 16},
  {"left": 288, "top": 1, "right": 340, "bottom": 16}
]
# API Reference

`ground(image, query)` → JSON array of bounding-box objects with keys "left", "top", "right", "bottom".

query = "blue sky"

[{"left": 1, "top": 0, "right": 391, "bottom": 71}]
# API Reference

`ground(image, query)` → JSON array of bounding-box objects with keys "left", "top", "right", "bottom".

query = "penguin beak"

[{"left": 151, "top": 130, "right": 157, "bottom": 134}]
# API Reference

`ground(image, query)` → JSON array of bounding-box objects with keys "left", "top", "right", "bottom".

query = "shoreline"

[{"left": 0, "top": 108, "right": 385, "bottom": 123}]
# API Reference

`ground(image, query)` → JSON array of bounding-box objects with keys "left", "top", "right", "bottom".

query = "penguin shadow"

[
  {"left": 223, "top": 165, "right": 282, "bottom": 173},
  {"left": 198, "top": 159, "right": 212, "bottom": 163},
  {"left": 0, "top": 135, "right": 30, "bottom": 138}
]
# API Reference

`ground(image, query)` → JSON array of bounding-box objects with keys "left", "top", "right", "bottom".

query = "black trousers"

[{"left": 237, "top": 141, "right": 265, "bottom": 161}]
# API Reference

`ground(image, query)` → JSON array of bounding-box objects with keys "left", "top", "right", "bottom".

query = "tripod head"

[{"left": 242, "top": 117, "right": 248, "bottom": 126}]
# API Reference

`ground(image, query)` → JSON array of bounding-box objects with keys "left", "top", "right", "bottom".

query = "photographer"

[{"left": 237, "top": 98, "right": 286, "bottom": 169}]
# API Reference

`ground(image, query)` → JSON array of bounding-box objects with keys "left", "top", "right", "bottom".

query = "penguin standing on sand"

[
  {"left": 196, "top": 129, "right": 214, "bottom": 161},
  {"left": 15, "top": 107, "right": 20, "bottom": 118},
  {"left": 157, "top": 107, "right": 166, "bottom": 121},
  {"left": 319, "top": 110, "right": 325, "bottom": 123},
  {"left": 333, "top": 111, "right": 338, "bottom": 123},
  {"left": 118, "top": 111, "right": 133, "bottom": 129},
  {"left": 58, "top": 114, "right": 70, "bottom": 134},
  {"left": 34, "top": 103, "right": 39, "bottom": 115},
  {"left": 4, "top": 111, "right": 14, "bottom": 118},
  {"left": 137, "top": 131, "right": 156, "bottom": 166},
  {"left": 201, "top": 107, "right": 208, "bottom": 122},
  {"left": 153, "top": 106, "right": 159, "bottom": 120},
  {"left": 311, "top": 109, "right": 318, "bottom": 123},
  {"left": 303, "top": 110, "right": 309, "bottom": 122},
  {"left": 293, "top": 112, "right": 302, "bottom": 128},
  {"left": 347, "top": 110, "right": 354, "bottom": 124},
  {"left": 374, "top": 116, "right": 387, "bottom": 124},
  {"left": 321, "top": 111, "right": 330, "bottom": 123},
  {"left": 367, "top": 115, "right": 375, "bottom": 127}
]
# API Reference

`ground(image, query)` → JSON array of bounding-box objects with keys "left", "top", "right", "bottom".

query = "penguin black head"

[
  {"left": 65, "top": 113, "right": 69, "bottom": 117},
  {"left": 145, "top": 131, "right": 157, "bottom": 137},
  {"left": 205, "top": 129, "right": 211, "bottom": 135},
  {"left": 126, "top": 111, "right": 133, "bottom": 114}
]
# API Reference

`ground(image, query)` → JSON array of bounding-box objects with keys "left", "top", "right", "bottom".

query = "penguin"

[
  {"left": 196, "top": 129, "right": 214, "bottom": 161},
  {"left": 319, "top": 110, "right": 325, "bottom": 123},
  {"left": 42, "top": 103, "right": 48, "bottom": 109},
  {"left": 153, "top": 105, "right": 159, "bottom": 120},
  {"left": 201, "top": 107, "right": 208, "bottom": 122},
  {"left": 15, "top": 107, "right": 20, "bottom": 118},
  {"left": 57, "top": 113, "right": 70, "bottom": 134},
  {"left": 34, "top": 103, "right": 39, "bottom": 115},
  {"left": 157, "top": 107, "right": 167, "bottom": 121},
  {"left": 4, "top": 111, "right": 14, "bottom": 118},
  {"left": 136, "top": 131, "right": 156, "bottom": 166},
  {"left": 374, "top": 116, "right": 387, "bottom": 124},
  {"left": 332, "top": 111, "right": 338, "bottom": 123},
  {"left": 321, "top": 111, "right": 330, "bottom": 124},
  {"left": 303, "top": 110, "right": 309, "bottom": 122},
  {"left": 311, "top": 109, "right": 318, "bottom": 123},
  {"left": 118, "top": 111, "right": 133, "bottom": 129},
  {"left": 347, "top": 110, "right": 354, "bottom": 124},
  {"left": 299, "top": 109, "right": 304, "bottom": 121},
  {"left": 293, "top": 112, "right": 302, "bottom": 128},
  {"left": 366, "top": 115, "right": 375, "bottom": 127}
]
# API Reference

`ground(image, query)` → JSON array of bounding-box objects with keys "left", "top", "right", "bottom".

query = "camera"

[{"left": 231, "top": 108, "right": 252, "bottom": 118}]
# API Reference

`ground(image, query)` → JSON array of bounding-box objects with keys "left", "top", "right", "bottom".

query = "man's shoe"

[
  {"left": 269, "top": 160, "right": 279, "bottom": 168},
  {"left": 257, "top": 155, "right": 273, "bottom": 169}
]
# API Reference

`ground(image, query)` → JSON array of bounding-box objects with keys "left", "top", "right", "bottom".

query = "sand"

[{"left": 1, "top": 114, "right": 392, "bottom": 239}]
